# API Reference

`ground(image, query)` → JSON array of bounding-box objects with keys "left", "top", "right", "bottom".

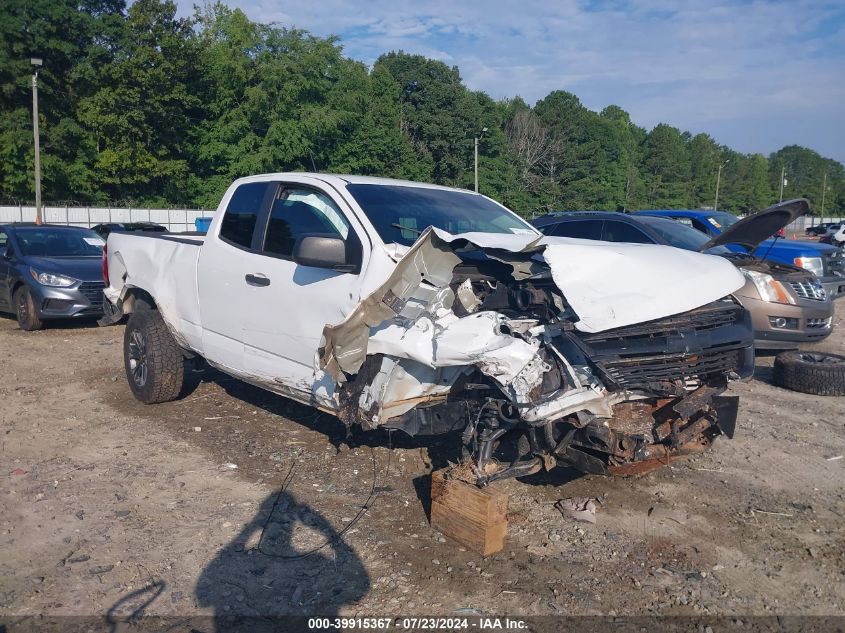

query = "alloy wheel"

[{"left": 128, "top": 329, "right": 149, "bottom": 387}]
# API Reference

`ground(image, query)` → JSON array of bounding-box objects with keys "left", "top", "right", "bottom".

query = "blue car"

[
  {"left": 633, "top": 208, "right": 845, "bottom": 298},
  {"left": 0, "top": 223, "right": 106, "bottom": 330}
]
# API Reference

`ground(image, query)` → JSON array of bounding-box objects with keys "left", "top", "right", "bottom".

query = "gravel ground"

[{"left": 0, "top": 301, "right": 843, "bottom": 624}]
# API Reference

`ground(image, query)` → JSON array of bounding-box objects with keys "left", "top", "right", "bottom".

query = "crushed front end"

[{"left": 319, "top": 229, "right": 754, "bottom": 485}]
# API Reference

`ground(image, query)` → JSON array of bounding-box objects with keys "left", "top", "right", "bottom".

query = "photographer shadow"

[{"left": 195, "top": 490, "right": 370, "bottom": 632}]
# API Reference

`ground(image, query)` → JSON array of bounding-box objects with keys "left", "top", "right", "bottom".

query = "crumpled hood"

[
  {"left": 320, "top": 227, "right": 745, "bottom": 380},
  {"left": 539, "top": 235, "right": 746, "bottom": 332}
]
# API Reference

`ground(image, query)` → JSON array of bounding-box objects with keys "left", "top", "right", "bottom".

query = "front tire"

[
  {"left": 124, "top": 308, "right": 185, "bottom": 403},
  {"left": 15, "top": 286, "right": 44, "bottom": 331}
]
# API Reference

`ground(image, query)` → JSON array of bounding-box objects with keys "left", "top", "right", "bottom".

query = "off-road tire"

[
  {"left": 124, "top": 308, "right": 185, "bottom": 403},
  {"left": 773, "top": 350, "right": 845, "bottom": 396},
  {"left": 15, "top": 286, "right": 44, "bottom": 331}
]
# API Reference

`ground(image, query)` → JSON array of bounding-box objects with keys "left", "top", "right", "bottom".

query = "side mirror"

[{"left": 292, "top": 234, "right": 359, "bottom": 273}]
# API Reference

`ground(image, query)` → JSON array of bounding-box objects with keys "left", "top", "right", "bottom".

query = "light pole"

[
  {"left": 820, "top": 172, "right": 829, "bottom": 222},
  {"left": 31, "top": 57, "right": 43, "bottom": 225},
  {"left": 474, "top": 127, "right": 488, "bottom": 193},
  {"left": 713, "top": 159, "right": 729, "bottom": 212},
  {"left": 779, "top": 165, "right": 786, "bottom": 203}
]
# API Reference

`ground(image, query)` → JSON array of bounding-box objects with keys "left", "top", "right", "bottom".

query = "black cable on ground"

[{"left": 254, "top": 431, "right": 393, "bottom": 560}]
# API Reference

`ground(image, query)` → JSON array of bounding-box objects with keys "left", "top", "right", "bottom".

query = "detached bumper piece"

[{"left": 97, "top": 291, "right": 124, "bottom": 326}]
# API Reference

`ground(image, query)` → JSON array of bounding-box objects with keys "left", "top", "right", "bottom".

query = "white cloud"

[{"left": 176, "top": 0, "right": 845, "bottom": 162}]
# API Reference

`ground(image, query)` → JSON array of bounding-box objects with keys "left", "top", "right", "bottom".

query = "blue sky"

[{"left": 176, "top": 0, "right": 845, "bottom": 164}]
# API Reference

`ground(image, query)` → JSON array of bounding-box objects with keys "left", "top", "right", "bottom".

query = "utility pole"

[
  {"left": 474, "top": 127, "right": 488, "bottom": 193},
  {"left": 820, "top": 172, "right": 828, "bottom": 222},
  {"left": 714, "top": 159, "right": 729, "bottom": 212},
  {"left": 778, "top": 165, "right": 785, "bottom": 203},
  {"left": 474, "top": 137, "right": 479, "bottom": 193},
  {"left": 31, "top": 57, "right": 43, "bottom": 224}
]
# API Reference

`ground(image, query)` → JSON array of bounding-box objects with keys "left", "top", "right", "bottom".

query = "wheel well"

[
  {"left": 123, "top": 288, "right": 157, "bottom": 313},
  {"left": 10, "top": 280, "right": 25, "bottom": 300}
]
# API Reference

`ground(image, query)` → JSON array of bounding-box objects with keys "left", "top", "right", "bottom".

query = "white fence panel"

[
  {"left": 0, "top": 205, "right": 212, "bottom": 232},
  {"left": 67, "top": 207, "right": 90, "bottom": 224},
  {"left": 45, "top": 206, "right": 66, "bottom": 223},
  {"left": 89, "top": 208, "right": 111, "bottom": 223},
  {"left": 149, "top": 209, "right": 170, "bottom": 224},
  {"left": 130, "top": 208, "right": 151, "bottom": 222},
  {"left": 166, "top": 209, "right": 187, "bottom": 224},
  {"left": 110, "top": 208, "right": 131, "bottom": 223},
  {"left": 0, "top": 206, "right": 20, "bottom": 222}
]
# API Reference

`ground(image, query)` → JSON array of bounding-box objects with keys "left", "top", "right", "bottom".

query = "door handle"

[{"left": 245, "top": 273, "right": 271, "bottom": 287}]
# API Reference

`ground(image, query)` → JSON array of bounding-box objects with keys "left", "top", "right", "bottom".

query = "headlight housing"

[
  {"left": 30, "top": 269, "right": 77, "bottom": 287},
  {"left": 793, "top": 256, "right": 824, "bottom": 277},
  {"left": 743, "top": 269, "right": 795, "bottom": 304}
]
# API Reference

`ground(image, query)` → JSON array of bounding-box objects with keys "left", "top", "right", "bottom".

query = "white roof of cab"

[{"left": 231, "top": 172, "right": 477, "bottom": 195}]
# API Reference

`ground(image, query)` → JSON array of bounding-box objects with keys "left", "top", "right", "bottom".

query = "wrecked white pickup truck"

[{"left": 101, "top": 174, "right": 754, "bottom": 483}]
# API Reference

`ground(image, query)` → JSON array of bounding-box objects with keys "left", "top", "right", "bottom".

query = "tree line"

[{"left": 2, "top": 0, "right": 844, "bottom": 217}]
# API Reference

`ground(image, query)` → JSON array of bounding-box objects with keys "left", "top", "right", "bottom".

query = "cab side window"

[
  {"left": 0, "top": 230, "right": 7, "bottom": 253},
  {"left": 261, "top": 187, "right": 362, "bottom": 270},
  {"left": 601, "top": 220, "right": 653, "bottom": 244},
  {"left": 220, "top": 182, "right": 272, "bottom": 248}
]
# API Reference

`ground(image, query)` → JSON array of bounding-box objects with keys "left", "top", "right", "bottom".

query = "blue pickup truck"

[{"left": 635, "top": 209, "right": 845, "bottom": 299}]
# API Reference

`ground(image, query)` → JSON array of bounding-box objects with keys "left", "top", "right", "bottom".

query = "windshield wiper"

[{"left": 390, "top": 223, "right": 423, "bottom": 235}]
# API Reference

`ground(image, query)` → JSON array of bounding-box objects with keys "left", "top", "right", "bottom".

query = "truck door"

[
  {"left": 240, "top": 181, "right": 368, "bottom": 398},
  {"left": 197, "top": 181, "right": 276, "bottom": 373}
]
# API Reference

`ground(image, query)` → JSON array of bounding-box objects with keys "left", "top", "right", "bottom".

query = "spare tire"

[{"left": 773, "top": 351, "right": 845, "bottom": 396}]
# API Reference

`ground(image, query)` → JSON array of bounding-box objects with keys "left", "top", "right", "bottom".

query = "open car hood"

[
  {"left": 699, "top": 199, "right": 808, "bottom": 252},
  {"left": 320, "top": 228, "right": 745, "bottom": 381}
]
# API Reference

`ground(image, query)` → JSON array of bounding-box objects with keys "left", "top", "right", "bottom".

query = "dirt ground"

[{"left": 1, "top": 300, "right": 844, "bottom": 625}]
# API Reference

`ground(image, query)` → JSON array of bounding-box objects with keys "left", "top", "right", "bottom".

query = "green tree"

[
  {"left": 770, "top": 145, "right": 845, "bottom": 217},
  {"left": 599, "top": 105, "right": 647, "bottom": 211},
  {"left": 374, "top": 52, "right": 503, "bottom": 191},
  {"left": 0, "top": 0, "right": 126, "bottom": 202},
  {"left": 77, "top": 0, "right": 200, "bottom": 204},
  {"left": 688, "top": 133, "right": 720, "bottom": 208},
  {"left": 641, "top": 123, "right": 692, "bottom": 208}
]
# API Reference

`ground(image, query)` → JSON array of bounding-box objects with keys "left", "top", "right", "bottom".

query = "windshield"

[
  {"left": 702, "top": 212, "right": 740, "bottom": 232},
  {"left": 345, "top": 184, "right": 537, "bottom": 246},
  {"left": 637, "top": 216, "right": 732, "bottom": 255},
  {"left": 15, "top": 227, "right": 105, "bottom": 257}
]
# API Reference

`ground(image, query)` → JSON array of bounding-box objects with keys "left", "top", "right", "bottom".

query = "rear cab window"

[{"left": 220, "top": 182, "right": 274, "bottom": 248}]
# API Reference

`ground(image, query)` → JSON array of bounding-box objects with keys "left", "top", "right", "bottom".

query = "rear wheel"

[
  {"left": 124, "top": 308, "right": 185, "bottom": 403},
  {"left": 773, "top": 351, "right": 845, "bottom": 396},
  {"left": 15, "top": 286, "right": 43, "bottom": 331}
]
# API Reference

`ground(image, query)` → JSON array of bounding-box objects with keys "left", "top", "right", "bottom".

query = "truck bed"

[{"left": 104, "top": 232, "right": 206, "bottom": 352}]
